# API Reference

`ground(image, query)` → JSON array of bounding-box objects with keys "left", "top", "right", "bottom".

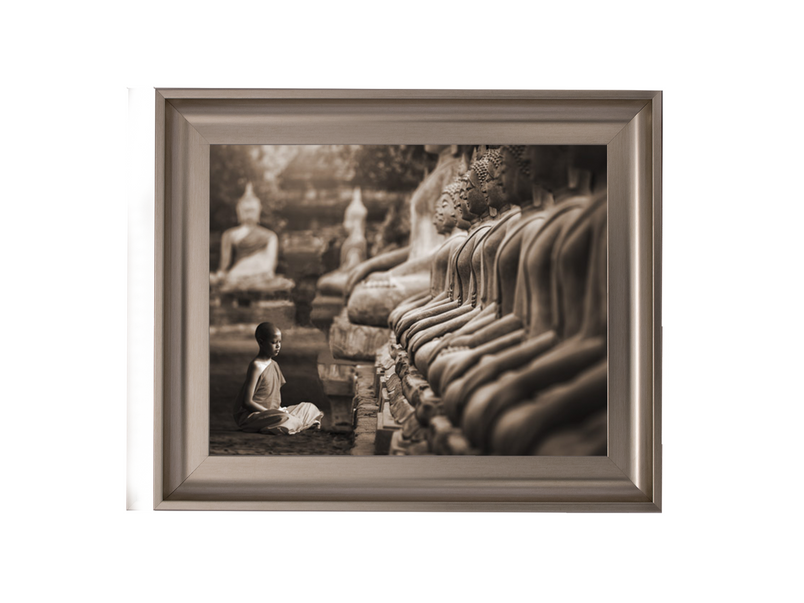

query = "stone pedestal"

[
  {"left": 311, "top": 294, "right": 344, "bottom": 332},
  {"left": 317, "top": 350, "right": 358, "bottom": 432},
  {"left": 329, "top": 308, "right": 390, "bottom": 361},
  {"left": 350, "top": 365, "right": 380, "bottom": 456},
  {"left": 374, "top": 386, "right": 400, "bottom": 455}
]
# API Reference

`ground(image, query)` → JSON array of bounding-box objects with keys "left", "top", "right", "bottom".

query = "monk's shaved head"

[{"left": 255, "top": 322, "right": 280, "bottom": 343}]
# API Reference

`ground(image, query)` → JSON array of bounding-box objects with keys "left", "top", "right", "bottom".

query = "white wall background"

[{"left": 2, "top": 1, "right": 802, "bottom": 601}]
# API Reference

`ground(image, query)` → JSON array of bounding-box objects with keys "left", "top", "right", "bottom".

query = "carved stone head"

[
  {"left": 498, "top": 145, "right": 534, "bottom": 206},
  {"left": 446, "top": 178, "right": 471, "bottom": 230},
  {"left": 462, "top": 155, "right": 491, "bottom": 219},
  {"left": 482, "top": 148, "right": 507, "bottom": 211},
  {"left": 433, "top": 192, "right": 448, "bottom": 234}
]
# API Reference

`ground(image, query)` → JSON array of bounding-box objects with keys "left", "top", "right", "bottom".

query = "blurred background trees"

[
  {"left": 210, "top": 145, "right": 288, "bottom": 234},
  {"left": 346, "top": 145, "right": 435, "bottom": 191},
  {"left": 210, "top": 145, "right": 438, "bottom": 269}
]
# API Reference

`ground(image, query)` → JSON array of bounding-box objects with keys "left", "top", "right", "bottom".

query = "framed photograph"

[{"left": 155, "top": 89, "right": 661, "bottom": 511}]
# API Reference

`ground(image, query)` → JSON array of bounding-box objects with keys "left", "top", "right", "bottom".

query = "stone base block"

[
  {"left": 351, "top": 365, "right": 379, "bottom": 455},
  {"left": 213, "top": 282, "right": 293, "bottom": 301},
  {"left": 311, "top": 294, "right": 344, "bottom": 329},
  {"left": 375, "top": 343, "right": 395, "bottom": 371},
  {"left": 374, "top": 388, "right": 402, "bottom": 455},
  {"left": 326, "top": 394, "right": 355, "bottom": 432},
  {"left": 317, "top": 355, "right": 358, "bottom": 431},
  {"left": 317, "top": 363, "right": 357, "bottom": 397},
  {"left": 329, "top": 309, "right": 390, "bottom": 361},
  {"left": 389, "top": 394, "right": 415, "bottom": 424}
]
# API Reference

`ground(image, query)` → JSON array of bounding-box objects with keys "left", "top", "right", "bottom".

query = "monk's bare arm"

[{"left": 242, "top": 360, "right": 268, "bottom": 413}]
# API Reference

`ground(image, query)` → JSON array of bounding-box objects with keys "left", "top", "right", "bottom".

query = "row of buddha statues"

[{"left": 339, "top": 144, "right": 608, "bottom": 455}]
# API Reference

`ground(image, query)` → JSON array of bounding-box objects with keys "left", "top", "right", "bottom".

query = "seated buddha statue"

[
  {"left": 439, "top": 147, "right": 604, "bottom": 420},
  {"left": 394, "top": 151, "right": 497, "bottom": 350},
  {"left": 402, "top": 154, "right": 505, "bottom": 359},
  {"left": 345, "top": 145, "right": 464, "bottom": 327},
  {"left": 531, "top": 405, "right": 607, "bottom": 456},
  {"left": 410, "top": 146, "right": 540, "bottom": 377},
  {"left": 387, "top": 178, "right": 470, "bottom": 329},
  {"left": 459, "top": 173, "right": 608, "bottom": 452},
  {"left": 429, "top": 147, "right": 582, "bottom": 396},
  {"left": 316, "top": 188, "right": 368, "bottom": 296},
  {"left": 425, "top": 146, "right": 564, "bottom": 393},
  {"left": 490, "top": 359, "right": 608, "bottom": 456},
  {"left": 210, "top": 183, "right": 293, "bottom": 292},
  {"left": 480, "top": 192, "right": 608, "bottom": 455}
]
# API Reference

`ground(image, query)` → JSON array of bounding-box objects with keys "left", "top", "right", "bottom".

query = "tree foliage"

[
  {"left": 210, "top": 145, "right": 286, "bottom": 234},
  {"left": 346, "top": 145, "right": 436, "bottom": 192}
]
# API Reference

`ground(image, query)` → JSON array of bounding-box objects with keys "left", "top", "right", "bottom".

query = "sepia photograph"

[
  {"left": 209, "top": 143, "right": 607, "bottom": 456},
  {"left": 10, "top": 0, "right": 804, "bottom": 598}
]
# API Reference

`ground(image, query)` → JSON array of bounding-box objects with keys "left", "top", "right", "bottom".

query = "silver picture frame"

[{"left": 154, "top": 89, "right": 662, "bottom": 511}]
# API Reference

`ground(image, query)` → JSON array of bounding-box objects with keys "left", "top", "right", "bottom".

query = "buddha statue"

[
  {"left": 387, "top": 179, "right": 470, "bottom": 328},
  {"left": 408, "top": 146, "right": 535, "bottom": 376},
  {"left": 439, "top": 147, "right": 604, "bottom": 424},
  {"left": 211, "top": 183, "right": 293, "bottom": 292},
  {"left": 424, "top": 146, "right": 560, "bottom": 393},
  {"left": 316, "top": 188, "right": 368, "bottom": 296},
  {"left": 388, "top": 166, "right": 489, "bottom": 413},
  {"left": 394, "top": 151, "right": 497, "bottom": 349},
  {"left": 456, "top": 166, "right": 608, "bottom": 452},
  {"left": 345, "top": 145, "right": 464, "bottom": 327},
  {"left": 427, "top": 146, "right": 575, "bottom": 394},
  {"left": 488, "top": 358, "right": 607, "bottom": 455},
  {"left": 486, "top": 192, "right": 608, "bottom": 455}
]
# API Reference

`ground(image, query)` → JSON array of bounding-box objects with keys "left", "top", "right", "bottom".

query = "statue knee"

[
  {"left": 462, "top": 374, "right": 525, "bottom": 451},
  {"left": 442, "top": 378, "right": 469, "bottom": 424},
  {"left": 489, "top": 400, "right": 543, "bottom": 455},
  {"left": 428, "top": 335, "right": 457, "bottom": 366},
  {"left": 440, "top": 349, "right": 476, "bottom": 389},
  {"left": 412, "top": 339, "right": 434, "bottom": 376},
  {"left": 427, "top": 352, "right": 452, "bottom": 395}
]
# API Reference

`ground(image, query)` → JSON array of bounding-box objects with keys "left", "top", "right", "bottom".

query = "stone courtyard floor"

[{"left": 210, "top": 429, "right": 354, "bottom": 455}]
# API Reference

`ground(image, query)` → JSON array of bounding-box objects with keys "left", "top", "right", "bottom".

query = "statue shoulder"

[
  {"left": 253, "top": 225, "right": 279, "bottom": 243},
  {"left": 256, "top": 225, "right": 277, "bottom": 236}
]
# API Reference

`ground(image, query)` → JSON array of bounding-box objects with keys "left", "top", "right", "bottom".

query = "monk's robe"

[{"left": 233, "top": 361, "right": 323, "bottom": 435}]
